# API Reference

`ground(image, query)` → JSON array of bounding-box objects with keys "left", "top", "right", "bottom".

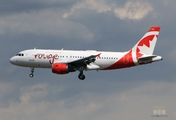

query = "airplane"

[{"left": 10, "top": 26, "right": 162, "bottom": 80}]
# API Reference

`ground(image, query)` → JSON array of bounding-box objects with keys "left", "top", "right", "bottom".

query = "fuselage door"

[{"left": 29, "top": 51, "right": 35, "bottom": 61}]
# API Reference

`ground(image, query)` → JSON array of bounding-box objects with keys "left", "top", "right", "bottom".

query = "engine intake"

[{"left": 52, "top": 63, "right": 76, "bottom": 74}]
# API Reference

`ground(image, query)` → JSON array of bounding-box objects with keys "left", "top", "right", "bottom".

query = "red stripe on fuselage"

[{"left": 103, "top": 50, "right": 136, "bottom": 70}]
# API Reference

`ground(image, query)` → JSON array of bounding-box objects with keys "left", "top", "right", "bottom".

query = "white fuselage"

[{"left": 10, "top": 49, "right": 131, "bottom": 70}]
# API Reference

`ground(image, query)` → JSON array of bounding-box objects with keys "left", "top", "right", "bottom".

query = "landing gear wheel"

[
  {"left": 29, "top": 68, "right": 35, "bottom": 78},
  {"left": 78, "top": 74, "right": 85, "bottom": 80},
  {"left": 29, "top": 73, "right": 34, "bottom": 78},
  {"left": 78, "top": 70, "right": 85, "bottom": 80}
]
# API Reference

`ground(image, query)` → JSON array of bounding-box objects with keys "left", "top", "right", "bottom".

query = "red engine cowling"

[{"left": 52, "top": 63, "right": 75, "bottom": 74}]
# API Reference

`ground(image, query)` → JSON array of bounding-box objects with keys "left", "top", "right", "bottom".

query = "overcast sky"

[{"left": 1, "top": 0, "right": 176, "bottom": 120}]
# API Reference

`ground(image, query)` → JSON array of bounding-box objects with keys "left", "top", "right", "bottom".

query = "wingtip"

[{"left": 97, "top": 53, "right": 101, "bottom": 58}]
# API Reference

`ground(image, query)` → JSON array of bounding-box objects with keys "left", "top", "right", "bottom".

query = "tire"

[
  {"left": 29, "top": 73, "right": 34, "bottom": 78},
  {"left": 78, "top": 74, "right": 85, "bottom": 80}
]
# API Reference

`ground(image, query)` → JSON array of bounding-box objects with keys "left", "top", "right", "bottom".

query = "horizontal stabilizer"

[{"left": 138, "top": 55, "right": 162, "bottom": 63}]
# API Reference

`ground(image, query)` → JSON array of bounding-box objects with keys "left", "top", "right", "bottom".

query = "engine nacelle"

[{"left": 52, "top": 63, "right": 76, "bottom": 74}]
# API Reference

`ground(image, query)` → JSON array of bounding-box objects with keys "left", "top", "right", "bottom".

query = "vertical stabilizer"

[{"left": 132, "top": 26, "right": 160, "bottom": 56}]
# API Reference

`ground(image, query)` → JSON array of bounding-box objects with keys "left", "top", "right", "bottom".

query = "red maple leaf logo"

[{"left": 138, "top": 35, "right": 155, "bottom": 48}]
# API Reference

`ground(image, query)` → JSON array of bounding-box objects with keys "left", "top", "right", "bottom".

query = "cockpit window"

[{"left": 16, "top": 53, "right": 24, "bottom": 56}]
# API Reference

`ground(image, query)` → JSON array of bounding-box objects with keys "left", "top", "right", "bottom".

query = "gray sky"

[{"left": 1, "top": 0, "right": 176, "bottom": 120}]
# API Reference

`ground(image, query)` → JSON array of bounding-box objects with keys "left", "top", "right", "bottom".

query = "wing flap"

[
  {"left": 87, "top": 63, "right": 100, "bottom": 70},
  {"left": 67, "top": 54, "right": 100, "bottom": 70}
]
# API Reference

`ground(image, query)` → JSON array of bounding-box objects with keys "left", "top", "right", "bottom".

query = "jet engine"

[{"left": 52, "top": 63, "right": 76, "bottom": 74}]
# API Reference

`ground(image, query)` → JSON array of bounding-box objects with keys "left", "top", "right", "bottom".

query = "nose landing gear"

[{"left": 29, "top": 68, "right": 34, "bottom": 78}]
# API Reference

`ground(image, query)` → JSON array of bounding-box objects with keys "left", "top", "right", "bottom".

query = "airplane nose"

[{"left": 10, "top": 57, "right": 16, "bottom": 64}]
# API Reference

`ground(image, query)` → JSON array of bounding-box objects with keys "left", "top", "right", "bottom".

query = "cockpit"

[{"left": 16, "top": 53, "right": 24, "bottom": 56}]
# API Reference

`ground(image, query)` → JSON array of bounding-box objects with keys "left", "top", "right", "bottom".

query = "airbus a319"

[{"left": 10, "top": 26, "right": 162, "bottom": 80}]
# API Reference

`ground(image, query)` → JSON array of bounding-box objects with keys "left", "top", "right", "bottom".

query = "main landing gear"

[
  {"left": 78, "top": 70, "right": 85, "bottom": 80},
  {"left": 29, "top": 68, "right": 34, "bottom": 78},
  {"left": 28, "top": 68, "right": 86, "bottom": 80}
]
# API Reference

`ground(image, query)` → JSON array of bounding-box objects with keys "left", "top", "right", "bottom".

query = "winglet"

[{"left": 97, "top": 53, "right": 101, "bottom": 58}]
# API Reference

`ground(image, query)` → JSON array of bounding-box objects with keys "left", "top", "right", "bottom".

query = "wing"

[{"left": 68, "top": 54, "right": 100, "bottom": 70}]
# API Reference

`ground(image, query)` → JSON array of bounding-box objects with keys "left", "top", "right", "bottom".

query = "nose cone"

[{"left": 10, "top": 56, "right": 16, "bottom": 65}]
